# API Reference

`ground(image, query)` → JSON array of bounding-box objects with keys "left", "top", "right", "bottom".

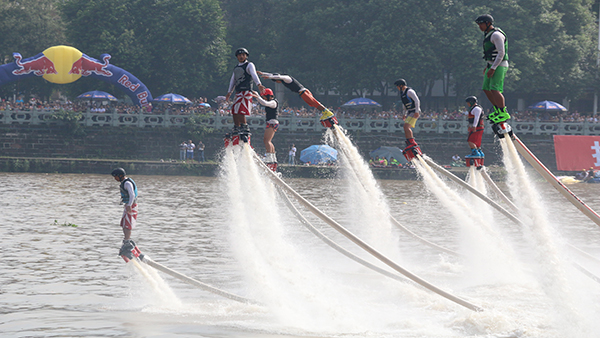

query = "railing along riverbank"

[{"left": 2, "top": 109, "right": 600, "bottom": 135}]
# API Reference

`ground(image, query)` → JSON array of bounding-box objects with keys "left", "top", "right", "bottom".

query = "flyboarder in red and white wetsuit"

[
  {"left": 251, "top": 88, "right": 279, "bottom": 171},
  {"left": 257, "top": 71, "right": 338, "bottom": 128},
  {"left": 464, "top": 96, "right": 485, "bottom": 158},
  {"left": 111, "top": 167, "right": 139, "bottom": 261},
  {"left": 225, "top": 48, "right": 265, "bottom": 143}
]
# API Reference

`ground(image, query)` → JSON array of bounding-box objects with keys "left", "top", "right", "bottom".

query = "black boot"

[
  {"left": 239, "top": 123, "right": 251, "bottom": 143},
  {"left": 119, "top": 239, "right": 136, "bottom": 260}
]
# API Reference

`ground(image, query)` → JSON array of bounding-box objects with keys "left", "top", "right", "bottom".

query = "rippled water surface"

[{"left": 1, "top": 167, "right": 600, "bottom": 337}]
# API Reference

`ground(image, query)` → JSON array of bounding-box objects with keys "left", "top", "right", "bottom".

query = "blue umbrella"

[
  {"left": 77, "top": 90, "right": 117, "bottom": 101},
  {"left": 341, "top": 97, "right": 382, "bottom": 108},
  {"left": 199, "top": 102, "right": 211, "bottom": 108},
  {"left": 528, "top": 100, "right": 567, "bottom": 112},
  {"left": 154, "top": 93, "right": 192, "bottom": 104},
  {"left": 300, "top": 145, "right": 338, "bottom": 164}
]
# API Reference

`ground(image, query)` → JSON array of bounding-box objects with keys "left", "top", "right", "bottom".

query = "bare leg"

[
  {"left": 483, "top": 90, "right": 505, "bottom": 108},
  {"left": 263, "top": 128, "right": 276, "bottom": 153},
  {"left": 233, "top": 114, "right": 247, "bottom": 126},
  {"left": 404, "top": 124, "right": 414, "bottom": 139},
  {"left": 123, "top": 228, "right": 131, "bottom": 240},
  {"left": 403, "top": 112, "right": 420, "bottom": 140}
]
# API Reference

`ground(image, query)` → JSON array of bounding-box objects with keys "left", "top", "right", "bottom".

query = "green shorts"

[{"left": 482, "top": 65, "right": 507, "bottom": 92}]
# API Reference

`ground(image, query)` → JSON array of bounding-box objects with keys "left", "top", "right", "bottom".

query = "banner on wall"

[
  {"left": 554, "top": 135, "right": 600, "bottom": 171},
  {"left": 0, "top": 45, "right": 152, "bottom": 108}
]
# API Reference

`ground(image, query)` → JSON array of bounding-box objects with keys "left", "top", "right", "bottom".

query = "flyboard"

[
  {"left": 250, "top": 147, "right": 484, "bottom": 312},
  {"left": 509, "top": 135, "right": 600, "bottom": 228},
  {"left": 120, "top": 244, "right": 255, "bottom": 304},
  {"left": 330, "top": 125, "right": 460, "bottom": 257}
]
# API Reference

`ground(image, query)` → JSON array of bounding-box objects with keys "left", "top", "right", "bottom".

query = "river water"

[{"left": 2, "top": 149, "right": 600, "bottom": 337}]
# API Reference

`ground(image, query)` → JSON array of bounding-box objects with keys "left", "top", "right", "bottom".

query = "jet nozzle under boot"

[
  {"left": 492, "top": 122, "right": 513, "bottom": 139},
  {"left": 403, "top": 139, "right": 422, "bottom": 161}
]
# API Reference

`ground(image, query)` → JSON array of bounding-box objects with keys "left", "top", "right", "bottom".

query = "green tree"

[
  {"left": 60, "top": 0, "right": 230, "bottom": 100},
  {"left": 0, "top": 0, "right": 67, "bottom": 99}
]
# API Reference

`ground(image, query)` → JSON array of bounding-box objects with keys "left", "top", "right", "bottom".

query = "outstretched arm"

[
  {"left": 246, "top": 63, "right": 265, "bottom": 93},
  {"left": 258, "top": 71, "right": 293, "bottom": 84},
  {"left": 251, "top": 91, "right": 277, "bottom": 109}
]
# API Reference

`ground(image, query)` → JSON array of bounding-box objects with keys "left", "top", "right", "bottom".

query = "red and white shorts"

[
  {"left": 266, "top": 119, "right": 279, "bottom": 131},
  {"left": 120, "top": 203, "right": 138, "bottom": 230},
  {"left": 231, "top": 91, "right": 253, "bottom": 116}
]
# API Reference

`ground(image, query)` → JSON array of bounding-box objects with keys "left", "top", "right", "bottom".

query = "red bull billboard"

[{"left": 0, "top": 45, "right": 152, "bottom": 108}]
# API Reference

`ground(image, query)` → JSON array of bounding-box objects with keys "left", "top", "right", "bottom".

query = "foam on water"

[
  {"left": 212, "top": 136, "right": 600, "bottom": 337},
  {"left": 127, "top": 259, "right": 182, "bottom": 309}
]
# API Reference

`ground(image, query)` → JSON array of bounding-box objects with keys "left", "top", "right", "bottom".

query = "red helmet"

[{"left": 262, "top": 88, "right": 274, "bottom": 96}]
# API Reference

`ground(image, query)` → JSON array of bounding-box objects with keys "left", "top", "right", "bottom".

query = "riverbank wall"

[{"left": 0, "top": 124, "right": 558, "bottom": 179}]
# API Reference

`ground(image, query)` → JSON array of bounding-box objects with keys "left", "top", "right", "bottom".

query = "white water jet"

[
  {"left": 500, "top": 137, "right": 592, "bottom": 336},
  {"left": 219, "top": 145, "right": 440, "bottom": 333},
  {"left": 413, "top": 156, "right": 522, "bottom": 287},
  {"left": 128, "top": 259, "right": 181, "bottom": 308},
  {"left": 327, "top": 127, "right": 400, "bottom": 259}
]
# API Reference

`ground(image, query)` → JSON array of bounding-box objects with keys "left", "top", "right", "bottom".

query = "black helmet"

[
  {"left": 235, "top": 48, "right": 249, "bottom": 56},
  {"left": 475, "top": 14, "right": 494, "bottom": 24},
  {"left": 465, "top": 96, "right": 478, "bottom": 105},
  {"left": 111, "top": 168, "right": 126, "bottom": 177},
  {"left": 394, "top": 79, "right": 407, "bottom": 87}
]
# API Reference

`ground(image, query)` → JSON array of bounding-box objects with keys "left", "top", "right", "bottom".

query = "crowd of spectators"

[
  {"left": 1, "top": 96, "right": 599, "bottom": 123},
  {"left": 369, "top": 156, "right": 415, "bottom": 169}
]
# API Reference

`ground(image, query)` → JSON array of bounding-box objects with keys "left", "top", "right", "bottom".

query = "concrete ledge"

[{"left": 0, "top": 156, "right": 515, "bottom": 180}]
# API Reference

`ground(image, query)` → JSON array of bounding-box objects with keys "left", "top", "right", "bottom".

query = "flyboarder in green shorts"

[{"left": 475, "top": 14, "right": 511, "bottom": 137}]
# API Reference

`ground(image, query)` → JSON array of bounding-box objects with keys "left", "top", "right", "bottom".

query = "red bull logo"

[
  {"left": 12, "top": 53, "right": 58, "bottom": 76},
  {"left": 5, "top": 45, "right": 153, "bottom": 107},
  {"left": 69, "top": 54, "right": 113, "bottom": 77}
]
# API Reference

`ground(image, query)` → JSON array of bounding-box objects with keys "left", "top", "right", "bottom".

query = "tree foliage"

[
  {"left": 60, "top": 0, "right": 230, "bottom": 98},
  {"left": 0, "top": 0, "right": 67, "bottom": 98},
  {"left": 0, "top": 0, "right": 597, "bottom": 108}
]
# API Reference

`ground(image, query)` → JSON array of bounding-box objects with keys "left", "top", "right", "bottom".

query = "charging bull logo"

[
  {"left": 12, "top": 53, "right": 58, "bottom": 76},
  {"left": 2, "top": 45, "right": 153, "bottom": 107},
  {"left": 69, "top": 54, "right": 113, "bottom": 77}
]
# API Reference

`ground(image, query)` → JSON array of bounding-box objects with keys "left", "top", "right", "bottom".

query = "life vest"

[
  {"left": 120, "top": 178, "right": 138, "bottom": 204},
  {"left": 468, "top": 104, "right": 484, "bottom": 130},
  {"left": 401, "top": 87, "right": 416, "bottom": 112},
  {"left": 233, "top": 62, "right": 253, "bottom": 92},
  {"left": 483, "top": 28, "right": 509, "bottom": 62},
  {"left": 265, "top": 99, "right": 279, "bottom": 121}
]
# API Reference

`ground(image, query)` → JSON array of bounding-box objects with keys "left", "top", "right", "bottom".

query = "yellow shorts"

[{"left": 405, "top": 115, "right": 418, "bottom": 128}]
